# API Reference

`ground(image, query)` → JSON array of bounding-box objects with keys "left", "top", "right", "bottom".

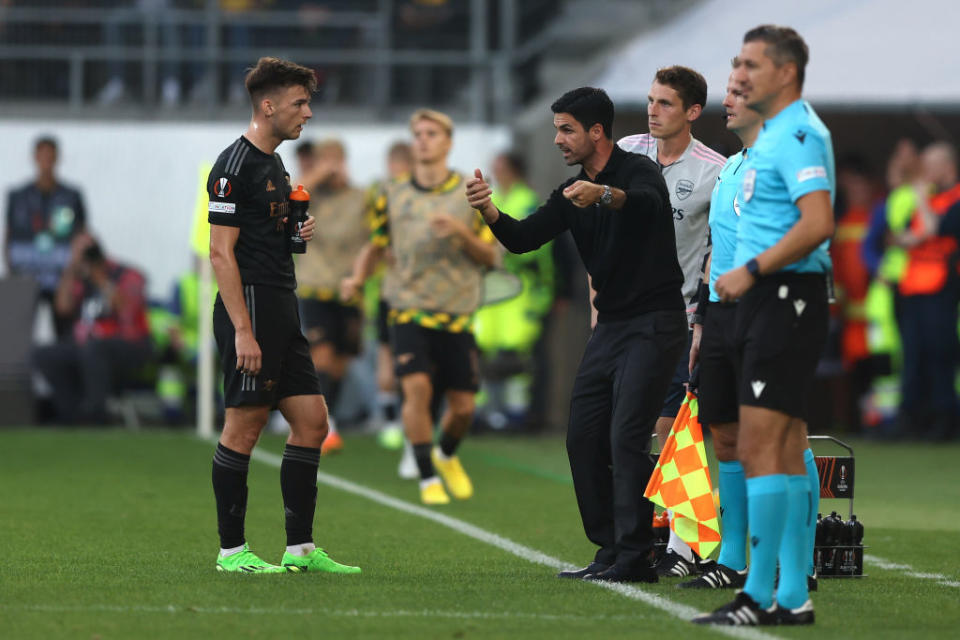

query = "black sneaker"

[
  {"left": 557, "top": 561, "right": 609, "bottom": 580},
  {"left": 655, "top": 550, "right": 699, "bottom": 577},
  {"left": 808, "top": 572, "right": 818, "bottom": 592},
  {"left": 678, "top": 563, "right": 747, "bottom": 589},
  {"left": 777, "top": 599, "right": 815, "bottom": 625},
  {"left": 691, "top": 591, "right": 778, "bottom": 626},
  {"left": 583, "top": 563, "right": 658, "bottom": 584}
]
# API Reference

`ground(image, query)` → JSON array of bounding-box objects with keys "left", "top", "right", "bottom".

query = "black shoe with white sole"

[
  {"left": 655, "top": 550, "right": 699, "bottom": 577},
  {"left": 678, "top": 563, "right": 747, "bottom": 589},
  {"left": 691, "top": 591, "right": 779, "bottom": 626},
  {"left": 777, "top": 598, "right": 815, "bottom": 625}
]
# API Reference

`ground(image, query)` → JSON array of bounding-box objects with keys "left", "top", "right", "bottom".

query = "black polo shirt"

[{"left": 489, "top": 146, "right": 683, "bottom": 322}]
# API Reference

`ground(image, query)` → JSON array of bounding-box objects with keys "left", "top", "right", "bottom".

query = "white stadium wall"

[{"left": 0, "top": 120, "right": 511, "bottom": 299}]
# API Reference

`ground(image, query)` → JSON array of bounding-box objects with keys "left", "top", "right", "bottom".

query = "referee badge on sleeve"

[{"left": 742, "top": 168, "right": 756, "bottom": 203}]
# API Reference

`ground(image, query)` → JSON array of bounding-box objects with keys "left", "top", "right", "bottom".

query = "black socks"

[
  {"left": 281, "top": 443, "right": 321, "bottom": 546},
  {"left": 439, "top": 432, "right": 461, "bottom": 457},
  {"left": 212, "top": 443, "right": 250, "bottom": 549},
  {"left": 413, "top": 443, "right": 435, "bottom": 480}
]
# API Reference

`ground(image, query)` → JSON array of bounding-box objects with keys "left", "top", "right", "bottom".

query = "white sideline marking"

[
  {"left": 2, "top": 604, "right": 650, "bottom": 622},
  {"left": 247, "top": 447, "right": 781, "bottom": 640},
  {"left": 865, "top": 554, "right": 960, "bottom": 588}
]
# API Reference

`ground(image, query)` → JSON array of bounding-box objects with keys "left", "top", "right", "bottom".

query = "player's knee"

[
  {"left": 401, "top": 376, "right": 432, "bottom": 408},
  {"left": 711, "top": 424, "right": 739, "bottom": 461},
  {"left": 448, "top": 398, "right": 475, "bottom": 423}
]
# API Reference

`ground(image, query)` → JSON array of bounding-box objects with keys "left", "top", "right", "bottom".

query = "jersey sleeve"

[
  {"left": 207, "top": 163, "right": 244, "bottom": 228},
  {"left": 369, "top": 189, "right": 390, "bottom": 248},
  {"left": 775, "top": 127, "right": 832, "bottom": 203}
]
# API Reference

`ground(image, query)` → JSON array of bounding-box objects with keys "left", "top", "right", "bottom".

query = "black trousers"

[{"left": 566, "top": 309, "right": 686, "bottom": 569}]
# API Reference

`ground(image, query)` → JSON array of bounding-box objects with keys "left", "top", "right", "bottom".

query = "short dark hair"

[
  {"left": 295, "top": 141, "right": 314, "bottom": 157},
  {"left": 743, "top": 25, "right": 809, "bottom": 89},
  {"left": 654, "top": 66, "right": 707, "bottom": 110},
  {"left": 551, "top": 87, "right": 614, "bottom": 140},
  {"left": 244, "top": 57, "right": 317, "bottom": 107},
  {"left": 35, "top": 136, "right": 58, "bottom": 153}
]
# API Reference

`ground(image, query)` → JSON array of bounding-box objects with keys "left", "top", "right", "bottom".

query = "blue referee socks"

[
  {"left": 777, "top": 474, "right": 813, "bottom": 609},
  {"left": 715, "top": 460, "right": 748, "bottom": 571},
  {"left": 804, "top": 448, "right": 820, "bottom": 577},
  {"left": 743, "top": 474, "right": 788, "bottom": 609}
]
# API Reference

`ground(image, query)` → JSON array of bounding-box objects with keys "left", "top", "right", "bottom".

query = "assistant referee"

[{"left": 466, "top": 87, "right": 686, "bottom": 583}]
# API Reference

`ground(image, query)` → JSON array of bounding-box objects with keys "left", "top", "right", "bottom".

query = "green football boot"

[
  {"left": 216, "top": 544, "right": 288, "bottom": 574},
  {"left": 282, "top": 547, "right": 362, "bottom": 574}
]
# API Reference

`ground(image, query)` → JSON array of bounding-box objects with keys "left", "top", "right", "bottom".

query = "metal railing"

[{"left": 0, "top": 0, "right": 557, "bottom": 122}]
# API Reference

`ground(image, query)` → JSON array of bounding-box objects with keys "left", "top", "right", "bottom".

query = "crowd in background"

[
  {"left": 5, "top": 132, "right": 960, "bottom": 440},
  {"left": 0, "top": 0, "right": 557, "bottom": 107}
]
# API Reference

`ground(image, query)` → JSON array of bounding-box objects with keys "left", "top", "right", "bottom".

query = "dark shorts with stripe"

[
  {"left": 299, "top": 298, "right": 362, "bottom": 356},
  {"left": 698, "top": 302, "right": 740, "bottom": 426},
  {"left": 735, "top": 273, "right": 829, "bottom": 419},
  {"left": 389, "top": 322, "right": 480, "bottom": 392},
  {"left": 214, "top": 284, "right": 320, "bottom": 408}
]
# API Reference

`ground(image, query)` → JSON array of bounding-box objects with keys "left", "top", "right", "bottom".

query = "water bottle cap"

[{"left": 290, "top": 183, "right": 310, "bottom": 201}]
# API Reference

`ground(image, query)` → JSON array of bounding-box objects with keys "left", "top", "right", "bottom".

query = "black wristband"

[
  {"left": 692, "top": 281, "right": 710, "bottom": 325},
  {"left": 746, "top": 257, "right": 762, "bottom": 278}
]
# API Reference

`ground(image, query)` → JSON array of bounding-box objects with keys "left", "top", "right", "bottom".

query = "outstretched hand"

[{"left": 465, "top": 168, "right": 498, "bottom": 223}]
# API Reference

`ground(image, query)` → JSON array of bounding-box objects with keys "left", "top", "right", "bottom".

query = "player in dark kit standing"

[
  {"left": 467, "top": 88, "right": 687, "bottom": 583},
  {"left": 207, "top": 57, "right": 361, "bottom": 574}
]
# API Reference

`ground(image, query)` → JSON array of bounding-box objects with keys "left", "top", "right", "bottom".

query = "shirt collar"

[
  {"left": 762, "top": 98, "right": 806, "bottom": 132},
  {"left": 579, "top": 145, "right": 627, "bottom": 182}
]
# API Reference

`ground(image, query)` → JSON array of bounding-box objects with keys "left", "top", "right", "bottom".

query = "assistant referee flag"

[{"left": 644, "top": 392, "right": 721, "bottom": 558}]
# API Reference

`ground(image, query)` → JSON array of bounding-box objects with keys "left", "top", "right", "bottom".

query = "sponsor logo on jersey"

[
  {"left": 733, "top": 194, "right": 741, "bottom": 216},
  {"left": 794, "top": 130, "right": 807, "bottom": 144},
  {"left": 742, "top": 169, "right": 756, "bottom": 202},
  {"left": 676, "top": 179, "right": 694, "bottom": 201},
  {"left": 796, "top": 166, "right": 827, "bottom": 183},
  {"left": 208, "top": 201, "right": 236, "bottom": 214},
  {"left": 214, "top": 177, "right": 232, "bottom": 198},
  {"left": 266, "top": 179, "right": 276, "bottom": 192}
]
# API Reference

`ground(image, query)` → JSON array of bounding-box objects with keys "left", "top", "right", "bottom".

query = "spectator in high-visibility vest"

[
  {"left": 832, "top": 155, "right": 880, "bottom": 431},
  {"left": 473, "top": 152, "right": 554, "bottom": 430},
  {"left": 894, "top": 142, "right": 960, "bottom": 440}
]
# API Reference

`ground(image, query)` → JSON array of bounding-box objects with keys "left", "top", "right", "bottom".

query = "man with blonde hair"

[{"left": 342, "top": 109, "right": 499, "bottom": 505}]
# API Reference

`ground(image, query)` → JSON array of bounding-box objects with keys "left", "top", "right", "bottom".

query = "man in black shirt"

[
  {"left": 207, "top": 57, "right": 360, "bottom": 576},
  {"left": 5, "top": 136, "right": 87, "bottom": 338},
  {"left": 466, "top": 87, "right": 686, "bottom": 583}
]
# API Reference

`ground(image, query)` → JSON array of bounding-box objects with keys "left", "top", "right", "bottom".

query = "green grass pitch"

[{"left": 1, "top": 429, "right": 958, "bottom": 639}]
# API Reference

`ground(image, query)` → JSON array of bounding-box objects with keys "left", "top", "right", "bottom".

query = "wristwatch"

[
  {"left": 745, "top": 257, "right": 762, "bottom": 278},
  {"left": 600, "top": 184, "right": 613, "bottom": 206}
]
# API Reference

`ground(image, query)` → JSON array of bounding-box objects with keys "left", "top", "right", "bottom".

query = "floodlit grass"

[{"left": 1, "top": 429, "right": 958, "bottom": 639}]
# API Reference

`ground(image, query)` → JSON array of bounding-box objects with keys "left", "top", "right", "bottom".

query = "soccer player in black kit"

[
  {"left": 207, "top": 57, "right": 360, "bottom": 574},
  {"left": 467, "top": 87, "right": 686, "bottom": 583}
]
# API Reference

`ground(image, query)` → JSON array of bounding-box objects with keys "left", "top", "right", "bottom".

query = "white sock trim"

[
  {"left": 433, "top": 446, "right": 453, "bottom": 462},
  {"left": 219, "top": 544, "right": 245, "bottom": 558},
  {"left": 285, "top": 542, "right": 316, "bottom": 556},
  {"left": 419, "top": 476, "right": 442, "bottom": 490}
]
